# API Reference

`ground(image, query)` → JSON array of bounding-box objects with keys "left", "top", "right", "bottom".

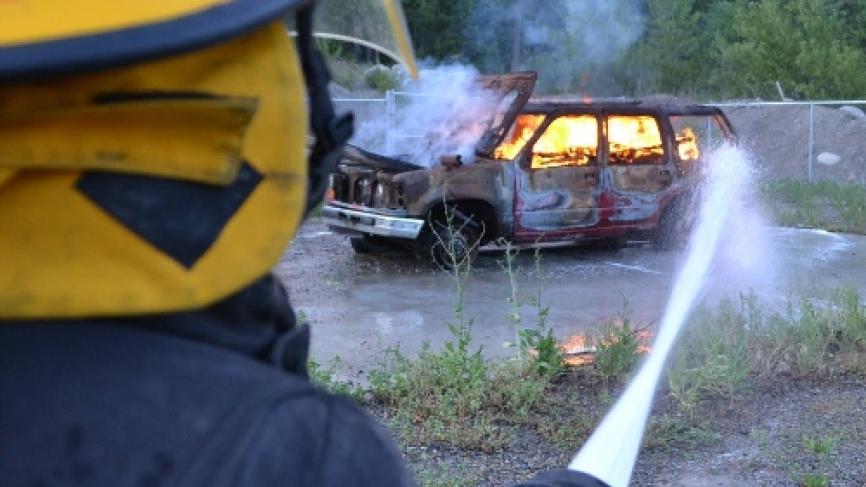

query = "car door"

[
  {"left": 515, "top": 113, "right": 601, "bottom": 233},
  {"left": 604, "top": 113, "right": 674, "bottom": 220}
]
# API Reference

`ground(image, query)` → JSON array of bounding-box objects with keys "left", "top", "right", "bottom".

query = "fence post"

[
  {"left": 385, "top": 89, "right": 395, "bottom": 155},
  {"left": 809, "top": 103, "right": 815, "bottom": 183}
]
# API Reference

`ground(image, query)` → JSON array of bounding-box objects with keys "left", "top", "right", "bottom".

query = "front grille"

[{"left": 354, "top": 178, "right": 373, "bottom": 206}]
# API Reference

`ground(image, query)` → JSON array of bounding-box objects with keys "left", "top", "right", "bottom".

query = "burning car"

[{"left": 323, "top": 72, "right": 734, "bottom": 265}]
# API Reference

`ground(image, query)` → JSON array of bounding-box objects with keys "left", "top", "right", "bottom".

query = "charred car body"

[{"left": 323, "top": 72, "right": 734, "bottom": 265}]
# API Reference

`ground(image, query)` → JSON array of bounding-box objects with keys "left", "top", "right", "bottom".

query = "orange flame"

[
  {"left": 530, "top": 115, "right": 598, "bottom": 169},
  {"left": 495, "top": 114, "right": 673, "bottom": 167},
  {"left": 559, "top": 327, "right": 653, "bottom": 367},
  {"left": 494, "top": 114, "right": 544, "bottom": 160},
  {"left": 560, "top": 333, "right": 595, "bottom": 367},
  {"left": 608, "top": 116, "right": 664, "bottom": 164},
  {"left": 676, "top": 126, "right": 701, "bottom": 161}
]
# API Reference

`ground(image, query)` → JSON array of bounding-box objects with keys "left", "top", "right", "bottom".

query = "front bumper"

[{"left": 322, "top": 204, "right": 424, "bottom": 240}]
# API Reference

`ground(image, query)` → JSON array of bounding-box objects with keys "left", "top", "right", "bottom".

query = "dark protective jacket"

[
  {"left": 0, "top": 276, "right": 601, "bottom": 487},
  {"left": 0, "top": 276, "right": 414, "bottom": 487}
]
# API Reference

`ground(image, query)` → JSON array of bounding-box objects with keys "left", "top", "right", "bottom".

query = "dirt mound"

[{"left": 724, "top": 104, "right": 866, "bottom": 184}]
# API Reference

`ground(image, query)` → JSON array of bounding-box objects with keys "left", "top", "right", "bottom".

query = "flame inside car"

[
  {"left": 494, "top": 114, "right": 545, "bottom": 160},
  {"left": 676, "top": 126, "right": 701, "bottom": 161},
  {"left": 531, "top": 115, "right": 598, "bottom": 169},
  {"left": 607, "top": 116, "right": 664, "bottom": 165},
  {"left": 494, "top": 113, "right": 706, "bottom": 167}
]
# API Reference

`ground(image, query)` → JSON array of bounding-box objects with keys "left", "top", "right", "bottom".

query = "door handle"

[{"left": 659, "top": 168, "right": 671, "bottom": 176}]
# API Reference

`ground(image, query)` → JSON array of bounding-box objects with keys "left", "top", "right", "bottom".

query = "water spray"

[{"left": 565, "top": 146, "right": 753, "bottom": 487}]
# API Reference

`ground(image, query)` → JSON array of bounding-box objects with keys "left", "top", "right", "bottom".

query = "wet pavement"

[{"left": 276, "top": 219, "right": 866, "bottom": 380}]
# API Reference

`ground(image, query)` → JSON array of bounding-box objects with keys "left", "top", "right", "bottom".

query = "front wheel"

[{"left": 428, "top": 221, "right": 481, "bottom": 270}]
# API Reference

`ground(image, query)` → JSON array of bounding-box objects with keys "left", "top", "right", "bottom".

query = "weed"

[
  {"left": 594, "top": 301, "right": 644, "bottom": 382},
  {"left": 643, "top": 413, "right": 720, "bottom": 451},
  {"left": 761, "top": 180, "right": 866, "bottom": 233},
  {"left": 307, "top": 356, "right": 364, "bottom": 402},
  {"left": 532, "top": 404, "right": 597, "bottom": 449},
  {"left": 414, "top": 461, "right": 479, "bottom": 487},
  {"left": 803, "top": 435, "right": 835, "bottom": 457},
  {"left": 801, "top": 472, "right": 830, "bottom": 487},
  {"left": 668, "top": 289, "right": 866, "bottom": 414},
  {"left": 498, "top": 239, "right": 523, "bottom": 364},
  {"left": 370, "top": 208, "right": 564, "bottom": 450},
  {"left": 668, "top": 298, "right": 750, "bottom": 413},
  {"left": 523, "top": 245, "right": 564, "bottom": 377}
]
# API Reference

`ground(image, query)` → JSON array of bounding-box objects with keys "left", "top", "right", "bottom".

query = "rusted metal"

[{"left": 325, "top": 75, "right": 735, "bottom": 256}]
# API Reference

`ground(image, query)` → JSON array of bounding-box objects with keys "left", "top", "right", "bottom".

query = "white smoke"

[
  {"left": 350, "top": 64, "right": 501, "bottom": 167},
  {"left": 470, "top": 0, "right": 645, "bottom": 94}
]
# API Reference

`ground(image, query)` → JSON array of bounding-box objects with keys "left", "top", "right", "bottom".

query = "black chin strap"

[{"left": 295, "top": 5, "right": 354, "bottom": 217}]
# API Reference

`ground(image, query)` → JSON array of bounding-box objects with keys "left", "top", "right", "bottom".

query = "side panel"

[
  {"left": 516, "top": 165, "right": 599, "bottom": 230},
  {"left": 514, "top": 113, "right": 602, "bottom": 233},
  {"left": 604, "top": 113, "right": 675, "bottom": 222},
  {"left": 395, "top": 161, "right": 508, "bottom": 231}
]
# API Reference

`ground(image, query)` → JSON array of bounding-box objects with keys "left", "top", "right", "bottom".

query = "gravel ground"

[
  {"left": 278, "top": 220, "right": 866, "bottom": 486},
  {"left": 364, "top": 372, "right": 866, "bottom": 486}
]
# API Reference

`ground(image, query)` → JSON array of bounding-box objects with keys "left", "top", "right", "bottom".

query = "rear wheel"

[{"left": 653, "top": 197, "right": 693, "bottom": 250}]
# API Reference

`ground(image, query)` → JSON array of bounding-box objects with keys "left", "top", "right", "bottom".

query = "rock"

[
  {"left": 816, "top": 152, "right": 841, "bottom": 166},
  {"left": 839, "top": 105, "right": 866, "bottom": 120}
]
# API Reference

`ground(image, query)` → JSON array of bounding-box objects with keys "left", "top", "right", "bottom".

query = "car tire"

[
  {"left": 350, "top": 236, "right": 375, "bottom": 254},
  {"left": 428, "top": 221, "right": 481, "bottom": 270}
]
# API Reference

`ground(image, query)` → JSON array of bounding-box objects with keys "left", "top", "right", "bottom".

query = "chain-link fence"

[
  {"left": 712, "top": 101, "right": 866, "bottom": 184},
  {"left": 334, "top": 93, "right": 866, "bottom": 184}
]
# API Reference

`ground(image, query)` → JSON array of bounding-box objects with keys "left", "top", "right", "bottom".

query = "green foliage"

[
  {"left": 761, "top": 180, "right": 866, "bottom": 234},
  {"left": 307, "top": 356, "right": 365, "bottom": 402},
  {"left": 363, "top": 65, "right": 399, "bottom": 92},
  {"left": 633, "top": 0, "right": 709, "bottom": 95},
  {"left": 524, "top": 246, "right": 564, "bottom": 376},
  {"left": 415, "top": 462, "right": 479, "bottom": 487},
  {"left": 668, "top": 297, "right": 752, "bottom": 413},
  {"left": 369, "top": 219, "right": 558, "bottom": 450},
  {"left": 643, "top": 414, "right": 721, "bottom": 451},
  {"left": 593, "top": 302, "right": 644, "bottom": 382},
  {"left": 801, "top": 472, "right": 830, "bottom": 487},
  {"left": 803, "top": 435, "right": 835, "bottom": 456},
  {"left": 668, "top": 289, "right": 866, "bottom": 414},
  {"left": 320, "top": 0, "right": 866, "bottom": 98},
  {"left": 402, "top": 0, "right": 476, "bottom": 61}
]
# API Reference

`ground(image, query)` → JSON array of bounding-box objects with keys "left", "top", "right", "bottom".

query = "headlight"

[{"left": 371, "top": 182, "right": 387, "bottom": 208}]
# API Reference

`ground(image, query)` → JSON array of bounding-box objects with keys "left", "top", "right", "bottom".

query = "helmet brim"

[{"left": 0, "top": 0, "right": 310, "bottom": 82}]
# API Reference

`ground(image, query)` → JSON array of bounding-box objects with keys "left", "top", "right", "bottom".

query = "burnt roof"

[{"left": 523, "top": 99, "right": 724, "bottom": 116}]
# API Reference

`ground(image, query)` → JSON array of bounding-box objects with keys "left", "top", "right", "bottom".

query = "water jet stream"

[{"left": 568, "top": 146, "right": 752, "bottom": 487}]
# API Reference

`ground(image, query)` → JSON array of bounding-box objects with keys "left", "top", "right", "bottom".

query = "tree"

[{"left": 716, "top": 0, "right": 866, "bottom": 99}]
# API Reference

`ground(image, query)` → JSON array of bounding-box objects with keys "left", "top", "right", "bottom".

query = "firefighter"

[
  {"left": 0, "top": 1, "right": 412, "bottom": 485},
  {"left": 0, "top": 2, "right": 599, "bottom": 486}
]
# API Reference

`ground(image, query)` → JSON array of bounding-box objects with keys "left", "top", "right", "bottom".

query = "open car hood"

[
  {"left": 341, "top": 144, "right": 423, "bottom": 172},
  {"left": 474, "top": 71, "right": 537, "bottom": 158}
]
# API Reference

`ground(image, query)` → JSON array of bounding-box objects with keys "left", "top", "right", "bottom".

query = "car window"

[
  {"left": 494, "top": 113, "right": 545, "bottom": 160},
  {"left": 529, "top": 115, "right": 599, "bottom": 169},
  {"left": 669, "top": 115, "right": 726, "bottom": 161},
  {"left": 607, "top": 115, "right": 664, "bottom": 165}
]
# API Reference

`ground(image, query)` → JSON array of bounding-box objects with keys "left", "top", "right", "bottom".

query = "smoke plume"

[
  {"left": 468, "top": 0, "right": 645, "bottom": 94},
  {"left": 350, "top": 64, "right": 501, "bottom": 166}
]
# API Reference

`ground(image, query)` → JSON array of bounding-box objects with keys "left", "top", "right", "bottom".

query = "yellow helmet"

[{"left": 0, "top": 1, "right": 413, "bottom": 319}]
